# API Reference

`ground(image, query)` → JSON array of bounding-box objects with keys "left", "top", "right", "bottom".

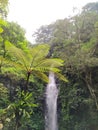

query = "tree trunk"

[
  {"left": 85, "top": 72, "right": 98, "bottom": 110},
  {"left": 15, "top": 123, "right": 18, "bottom": 130},
  {"left": 24, "top": 72, "right": 31, "bottom": 92}
]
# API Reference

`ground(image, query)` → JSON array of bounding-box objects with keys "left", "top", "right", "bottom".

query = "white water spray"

[{"left": 45, "top": 72, "right": 58, "bottom": 130}]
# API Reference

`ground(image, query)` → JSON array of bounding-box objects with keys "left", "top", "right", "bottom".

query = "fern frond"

[
  {"left": 30, "top": 44, "right": 50, "bottom": 58},
  {"left": 32, "top": 66, "right": 60, "bottom": 73},
  {"left": 31, "top": 58, "right": 63, "bottom": 69},
  {"left": 55, "top": 72, "right": 68, "bottom": 82},
  {"left": 33, "top": 71, "right": 49, "bottom": 82},
  {"left": 29, "top": 44, "right": 50, "bottom": 67},
  {"left": 0, "top": 55, "right": 27, "bottom": 76},
  {"left": 4, "top": 42, "right": 67, "bottom": 83},
  {"left": 5, "top": 41, "right": 30, "bottom": 70}
]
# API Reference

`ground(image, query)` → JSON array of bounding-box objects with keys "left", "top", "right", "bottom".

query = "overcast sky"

[{"left": 8, "top": 0, "right": 97, "bottom": 43}]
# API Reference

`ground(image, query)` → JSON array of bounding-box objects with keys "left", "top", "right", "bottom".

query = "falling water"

[{"left": 45, "top": 72, "right": 58, "bottom": 130}]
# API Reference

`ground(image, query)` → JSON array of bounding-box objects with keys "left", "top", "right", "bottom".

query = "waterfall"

[{"left": 45, "top": 72, "right": 58, "bottom": 130}]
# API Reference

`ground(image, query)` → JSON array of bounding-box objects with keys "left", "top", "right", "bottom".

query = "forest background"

[{"left": 0, "top": 0, "right": 98, "bottom": 130}]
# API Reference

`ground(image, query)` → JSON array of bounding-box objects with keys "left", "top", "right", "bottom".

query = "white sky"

[{"left": 8, "top": 0, "right": 97, "bottom": 43}]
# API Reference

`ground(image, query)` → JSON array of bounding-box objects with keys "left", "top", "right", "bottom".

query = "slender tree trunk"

[
  {"left": 85, "top": 71, "right": 98, "bottom": 110},
  {"left": 15, "top": 123, "right": 18, "bottom": 130},
  {"left": 15, "top": 110, "right": 21, "bottom": 130},
  {"left": 24, "top": 72, "right": 31, "bottom": 92}
]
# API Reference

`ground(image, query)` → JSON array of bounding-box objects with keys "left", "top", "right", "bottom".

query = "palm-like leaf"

[{"left": 5, "top": 42, "right": 67, "bottom": 82}]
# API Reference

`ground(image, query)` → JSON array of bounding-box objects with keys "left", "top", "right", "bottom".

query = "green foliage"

[
  {"left": 4, "top": 42, "right": 67, "bottom": 83},
  {"left": 0, "top": 84, "right": 7, "bottom": 97},
  {"left": 0, "top": 19, "right": 7, "bottom": 43},
  {"left": 0, "top": 91, "right": 36, "bottom": 129},
  {"left": 0, "top": 0, "right": 9, "bottom": 18},
  {"left": 0, "top": 39, "right": 67, "bottom": 129},
  {"left": 34, "top": 2, "right": 98, "bottom": 130},
  {"left": 0, "top": 1, "right": 98, "bottom": 130},
  {"left": 0, "top": 21, "right": 28, "bottom": 49},
  {"left": 0, "top": 83, "right": 9, "bottom": 108}
]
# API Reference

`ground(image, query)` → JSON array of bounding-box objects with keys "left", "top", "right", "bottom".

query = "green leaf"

[
  {"left": 33, "top": 71, "right": 49, "bottom": 82},
  {"left": 55, "top": 72, "right": 68, "bottom": 82},
  {"left": 0, "top": 27, "right": 3, "bottom": 33},
  {"left": 0, "top": 19, "right": 7, "bottom": 26}
]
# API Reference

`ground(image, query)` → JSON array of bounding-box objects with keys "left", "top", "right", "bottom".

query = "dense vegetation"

[{"left": 0, "top": 1, "right": 98, "bottom": 130}]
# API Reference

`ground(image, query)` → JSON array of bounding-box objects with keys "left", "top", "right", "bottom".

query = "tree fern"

[{"left": 4, "top": 42, "right": 67, "bottom": 91}]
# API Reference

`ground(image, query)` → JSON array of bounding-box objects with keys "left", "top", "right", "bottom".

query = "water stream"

[{"left": 45, "top": 72, "right": 58, "bottom": 130}]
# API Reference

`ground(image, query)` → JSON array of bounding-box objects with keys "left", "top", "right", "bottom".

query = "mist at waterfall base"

[{"left": 45, "top": 72, "right": 58, "bottom": 130}]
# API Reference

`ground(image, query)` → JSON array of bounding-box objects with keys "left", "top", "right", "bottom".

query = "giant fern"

[{"left": 5, "top": 42, "right": 68, "bottom": 91}]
